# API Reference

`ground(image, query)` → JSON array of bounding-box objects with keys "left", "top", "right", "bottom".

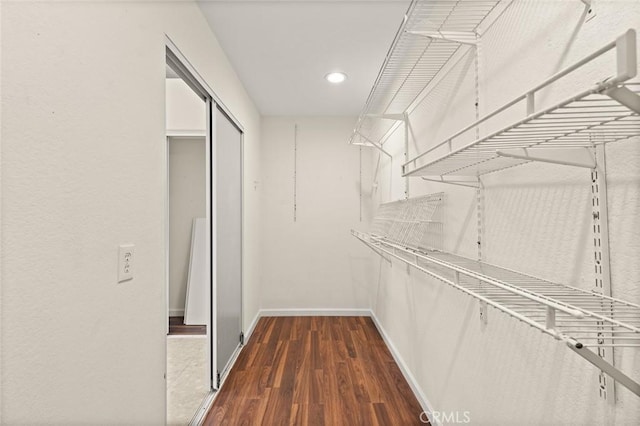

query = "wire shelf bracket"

[
  {"left": 496, "top": 147, "right": 596, "bottom": 169},
  {"left": 406, "top": 30, "right": 479, "bottom": 46},
  {"left": 421, "top": 175, "right": 480, "bottom": 188},
  {"left": 353, "top": 131, "right": 392, "bottom": 158}
]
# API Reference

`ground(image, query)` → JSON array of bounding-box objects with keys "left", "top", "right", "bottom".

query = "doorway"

[
  {"left": 165, "top": 63, "right": 209, "bottom": 426},
  {"left": 165, "top": 38, "right": 244, "bottom": 425}
]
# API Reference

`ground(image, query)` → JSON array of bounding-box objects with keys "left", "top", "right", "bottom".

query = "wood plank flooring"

[
  {"left": 168, "top": 316, "right": 206, "bottom": 336},
  {"left": 204, "top": 316, "right": 426, "bottom": 425}
]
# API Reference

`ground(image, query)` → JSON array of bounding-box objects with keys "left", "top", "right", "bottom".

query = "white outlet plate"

[{"left": 118, "top": 244, "right": 135, "bottom": 282}]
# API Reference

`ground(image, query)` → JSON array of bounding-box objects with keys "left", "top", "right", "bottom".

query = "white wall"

[
  {"left": 260, "top": 116, "right": 373, "bottom": 311},
  {"left": 369, "top": 1, "right": 640, "bottom": 424},
  {"left": 168, "top": 137, "right": 206, "bottom": 317},
  {"left": 166, "top": 77, "right": 206, "bottom": 133},
  {"left": 0, "top": 1, "right": 261, "bottom": 423}
]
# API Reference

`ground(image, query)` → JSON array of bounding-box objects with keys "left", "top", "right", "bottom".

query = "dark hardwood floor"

[
  {"left": 204, "top": 316, "right": 427, "bottom": 425},
  {"left": 168, "top": 316, "right": 206, "bottom": 336}
]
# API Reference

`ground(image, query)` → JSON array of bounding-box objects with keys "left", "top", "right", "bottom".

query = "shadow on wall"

[
  {"left": 407, "top": 48, "right": 477, "bottom": 157},
  {"left": 451, "top": 192, "right": 478, "bottom": 255},
  {"left": 348, "top": 254, "right": 375, "bottom": 307},
  {"left": 482, "top": 1, "right": 587, "bottom": 90},
  {"left": 482, "top": 164, "right": 592, "bottom": 287}
]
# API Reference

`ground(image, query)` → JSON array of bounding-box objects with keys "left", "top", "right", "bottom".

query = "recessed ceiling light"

[{"left": 325, "top": 72, "right": 347, "bottom": 84}]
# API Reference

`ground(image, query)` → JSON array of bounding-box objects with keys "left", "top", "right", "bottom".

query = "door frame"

[{"left": 164, "top": 35, "right": 245, "bottom": 409}]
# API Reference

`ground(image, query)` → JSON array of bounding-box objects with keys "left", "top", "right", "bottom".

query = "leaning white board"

[{"left": 184, "top": 218, "right": 208, "bottom": 325}]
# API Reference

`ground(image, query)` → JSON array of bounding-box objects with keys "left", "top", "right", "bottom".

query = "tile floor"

[{"left": 167, "top": 336, "right": 210, "bottom": 425}]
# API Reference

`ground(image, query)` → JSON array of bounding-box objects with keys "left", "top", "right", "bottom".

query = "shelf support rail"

[
  {"left": 404, "top": 113, "right": 410, "bottom": 199},
  {"left": 591, "top": 144, "right": 616, "bottom": 402},
  {"left": 402, "top": 29, "right": 637, "bottom": 176}
]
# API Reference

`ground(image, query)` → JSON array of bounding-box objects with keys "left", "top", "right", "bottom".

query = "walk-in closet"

[{"left": 1, "top": 0, "right": 639, "bottom": 425}]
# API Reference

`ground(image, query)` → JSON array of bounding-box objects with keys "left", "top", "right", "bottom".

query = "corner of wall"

[{"left": 368, "top": 310, "right": 440, "bottom": 426}]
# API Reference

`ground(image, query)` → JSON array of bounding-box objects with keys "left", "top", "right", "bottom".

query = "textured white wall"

[
  {"left": 260, "top": 117, "right": 373, "bottom": 311},
  {"left": 168, "top": 137, "right": 206, "bottom": 316},
  {"left": 370, "top": 1, "right": 640, "bottom": 424},
  {"left": 0, "top": 1, "right": 261, "bottom": 423}
]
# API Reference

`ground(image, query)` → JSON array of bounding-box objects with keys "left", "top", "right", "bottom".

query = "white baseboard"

[
  {"left": 259, "top": 308, "right": 371, "bottom": 317},
  {"left": 244, "top": 310, "right": 261, "bottom": 343},
  {"left": 169, "top": 309, "right": 184, "bottom": 317},
  {"left": 368, "top": 310, "right": 439, "bottom": 426}
]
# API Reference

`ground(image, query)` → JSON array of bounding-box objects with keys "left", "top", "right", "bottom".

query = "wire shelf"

[
  {"left": 370, "top": 192, "right": 444, "bottom": 251},
  {"left": 403, "top": 30, "right": 640, "bottom": 177},
  {"left": 352, "top": 231, "right": 640, "bottom": 396},
  {"left": 353, "top": 185, "right": 640, "bottom": 397},
  {"left": 404, "top": 84, "right": 640, "bottom": 177},
  {"left": 349, "top": 0, "right": 501, "bottom": 148}
]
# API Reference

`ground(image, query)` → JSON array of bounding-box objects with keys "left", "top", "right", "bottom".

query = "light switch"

[{"left": 118, "top": 244, "right": 135, "bottom": 282}]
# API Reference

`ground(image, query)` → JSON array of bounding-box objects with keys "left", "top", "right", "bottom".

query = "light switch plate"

[{"left": 118, "top": 244, "right": 135, "bottom": 282}]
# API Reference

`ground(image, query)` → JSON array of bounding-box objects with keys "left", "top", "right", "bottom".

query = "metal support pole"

[
  {"left": 592, "top": 144, "right": 615, "bottom": 403},
  {"left": 359, "top": 146, "right": 362, "bottom": 222},
  {"left": 479, "top": 300, "right": 488, "bottom": 327},
  {"left": 477, "top": 180, "right": 484, "bottom": 262},
  {"left": 477, "top": 180, "right": 486, "bottom": 325},
  {"left": 404, "top": 113, "right": 410, "bottom": 200}
]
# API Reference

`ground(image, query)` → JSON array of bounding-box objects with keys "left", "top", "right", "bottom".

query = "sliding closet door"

[{"left": 214, "top": 106, "right": 243, "bottom": 384}]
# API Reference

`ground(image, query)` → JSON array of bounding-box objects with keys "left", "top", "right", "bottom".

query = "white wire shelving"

[
  {"left": 369, "top": 192, "right": 444, "bottom": 251},
  {"left": 353, "top": 193, "right": 640, "bottom": 397},
  {"left": 348, "top": 0, "right": 502, "bottom": 151},
  {"left": 352, "top": 3, "right": 640, "bottom": 400},
  {"left": 403, "top": 29, "right": 640, "bottom": 178}
]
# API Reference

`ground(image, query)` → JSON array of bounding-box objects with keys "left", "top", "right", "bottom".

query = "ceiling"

[{"left": 197, "top": 0, "right": 411, "bottom": 116}]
